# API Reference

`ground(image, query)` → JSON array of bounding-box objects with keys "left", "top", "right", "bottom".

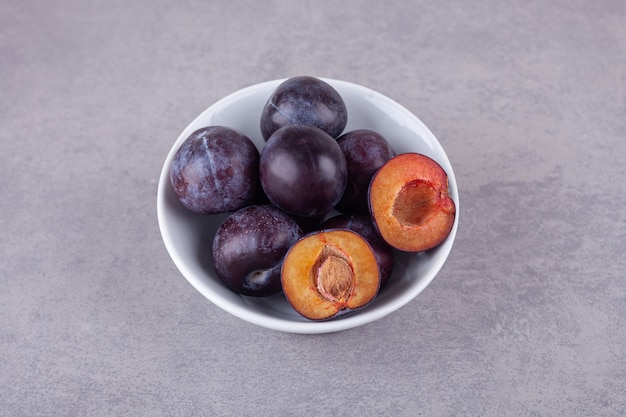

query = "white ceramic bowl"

[{"left": 157, "top": 78, "right": 459, "bottom": 334}]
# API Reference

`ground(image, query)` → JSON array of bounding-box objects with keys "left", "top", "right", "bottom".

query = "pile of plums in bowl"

[{"left": 157, "top": 76, "right": 459, "bottom": 334}]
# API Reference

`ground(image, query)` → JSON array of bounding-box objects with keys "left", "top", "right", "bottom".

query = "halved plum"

[
  {"left": 281, "top": 229, "right": 380, "bottom": 321},
  {"left": 369, "top": 153, "right": 455, "bottom": 252}
]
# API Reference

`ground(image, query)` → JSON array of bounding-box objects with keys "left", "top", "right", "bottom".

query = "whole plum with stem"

[{"left": 212, "top": 205, "right": 304, "bottom": 297}]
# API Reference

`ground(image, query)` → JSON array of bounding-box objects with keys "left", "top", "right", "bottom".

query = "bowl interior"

[{"left": 157, "top": 78, "right": 459, "bottom": 334}]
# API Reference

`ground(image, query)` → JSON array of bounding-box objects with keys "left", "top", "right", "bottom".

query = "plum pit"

[{"left": 313, "top": 245, "right": 355, "bottom": 303}]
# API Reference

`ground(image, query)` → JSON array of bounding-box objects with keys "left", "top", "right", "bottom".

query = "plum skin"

[
  {"left": 211, "top": 205, "right": 304, "bottom": 297},
  {"left": 260, "top": 76, "right": 348, "bottom": 140},
  {"left": 169, "top": 126, "right": 260, "bottom": 215},
  {"left": 259, "top": 124, "right": 348, "bottom": 219}
]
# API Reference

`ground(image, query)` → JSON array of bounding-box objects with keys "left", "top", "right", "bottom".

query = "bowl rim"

[{"left": 157, "top": 77, "right": 459, "bottom": 334}]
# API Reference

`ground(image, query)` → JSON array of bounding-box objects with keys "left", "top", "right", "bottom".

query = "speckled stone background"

[{"left": 1, "top": 1, "right": 625, "bottom": 416}]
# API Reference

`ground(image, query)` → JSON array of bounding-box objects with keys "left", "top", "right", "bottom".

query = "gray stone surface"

[{"left": 1, "top": 1, "right": 625, "bottom": 415}]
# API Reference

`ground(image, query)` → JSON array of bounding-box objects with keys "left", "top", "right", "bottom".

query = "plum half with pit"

[
  {"left": 260, "top": 76, "right": 348, "bottom": 140},
  {"left": 335, "top": 129, "right": 396, "bottom": 214},
  {"left": 260, "top": 124, "right": 347, "bottom": 219},
  {"left": 212, "top": 205, "right": 304, "bottom": 297},
  {"left": 281, "top": 229, "right": 380, "bottom": 320},
  {"left": 169, "top": 126, "right": 260, "bottom": 215}
]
